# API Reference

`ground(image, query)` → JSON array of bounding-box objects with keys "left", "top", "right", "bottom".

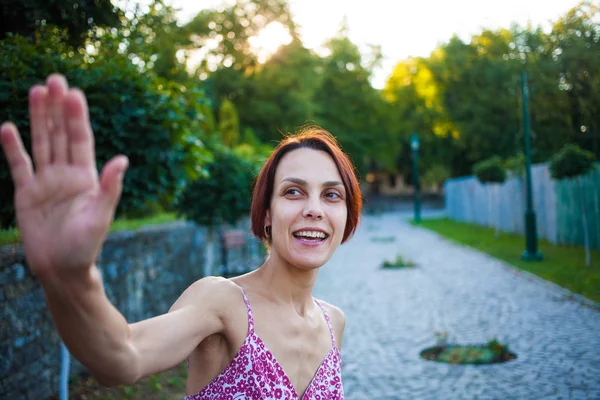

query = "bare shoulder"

[
  {"left": 316, "top": 299, "right": 346, "bottom": 349},
  {"left": 169, "top": 276, "right": 242, "bottom": 316}
]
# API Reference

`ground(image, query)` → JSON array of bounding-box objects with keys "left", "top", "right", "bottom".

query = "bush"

[
  {"left": 0, "top": 32, "right": 211, "bottom": 226},
  {"left": 549, "top": 143, "right": 596, "bottom": 180},
  {"left": 0, "top": 32, "right": 81, "bottom": 227},
  {"left": 473, "top": 156, "right": 506, "bottom": 184},
  {"left": 504, "top": 152, "right": 525, "bottom": 178},
  {"left": 174, "top": 146, "right": 258, "bottom": 229}
]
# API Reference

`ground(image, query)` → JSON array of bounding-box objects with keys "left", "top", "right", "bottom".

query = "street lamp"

[
  {"left": 410, "top": 133, "right": 421, "bottom": 223},
  {"left": 520, "top": 72, "right": 543, "bottom": 261}
]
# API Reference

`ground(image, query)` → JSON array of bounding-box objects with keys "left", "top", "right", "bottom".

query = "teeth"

[{"left": 295, "top": 231, "right": 326, "bottom": 239}]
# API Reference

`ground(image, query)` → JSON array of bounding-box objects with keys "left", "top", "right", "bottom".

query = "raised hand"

[{"left": 0, "top": 74, "right": 129, "bottom": 279}]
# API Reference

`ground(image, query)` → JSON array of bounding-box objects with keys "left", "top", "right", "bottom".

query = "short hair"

[{"left": 250, "top": 126, "right": 362, "bottom": 244}]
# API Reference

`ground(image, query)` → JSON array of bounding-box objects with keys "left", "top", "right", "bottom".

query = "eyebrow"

[{"left": 281, "top": 177, "right": 344, "bottom": 189}]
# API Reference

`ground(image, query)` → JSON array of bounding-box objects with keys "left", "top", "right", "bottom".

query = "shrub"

[
  {"left": 174, "top": 146, "right": 258, "bottom": 230},
  {"left": 549, "top": 144, "right": 596, "bottom": 180},
  {"left": 473, "top": 156, "right": 506, "bottom": 184},
  {"left": 504, "top": 152, "right": 525, "bottom": 179}
]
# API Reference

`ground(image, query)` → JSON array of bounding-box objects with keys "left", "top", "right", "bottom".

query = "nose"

[{"left": 303, "top": 196, "right": 323, "bottom": 220}]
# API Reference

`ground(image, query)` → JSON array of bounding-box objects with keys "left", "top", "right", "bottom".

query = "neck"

[{"left": 253, "top": 251, "right": 319, "bottom": 316}]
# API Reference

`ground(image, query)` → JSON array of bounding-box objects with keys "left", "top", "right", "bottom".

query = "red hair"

[{"left": 250, "top": 127, "right": 362, "bottom": 243}]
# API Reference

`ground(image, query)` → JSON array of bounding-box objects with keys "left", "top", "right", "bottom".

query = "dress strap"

[
  {"left": 233, "top": 283, "right": 255, "bottom": 335},
  {"left": 314, "top": 300, "right": 337, "bottom": 348}
]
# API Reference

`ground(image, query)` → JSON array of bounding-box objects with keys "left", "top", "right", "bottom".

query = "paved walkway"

[{"left": 313, "top": 212, "right": 600, "bottom": 400}]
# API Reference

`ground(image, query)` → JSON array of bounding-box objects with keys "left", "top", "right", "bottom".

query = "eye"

[
  {"left": 325, "top": 191, "right": 342, "bottom": 200},
  {"left": 284, "top": 188, "right": 302, "bottom": 196}
]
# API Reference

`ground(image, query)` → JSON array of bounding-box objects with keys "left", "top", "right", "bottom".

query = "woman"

[{"left": 0, "top": 74, "right": 362, "bottom": 399}]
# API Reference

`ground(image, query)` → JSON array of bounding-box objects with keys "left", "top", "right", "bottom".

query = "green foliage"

[
  {"left": 239, "top": 39, "right": 323, "bottom": 143},
  {"left": 0, "top": 32, "right": 211, "bottom": 227},
  {"left": 383, "top": 2, "right": 600, "bottom": 177},
  {"left": 382, "top": 254, "right": 415, "bottom": 268},
  {"left": 0, "top": 228, "right": 20, "bottom": 247},
  {"left": 504, "top": 152, "right": 525, "bottom": 178},
  {"left": 219, "top": 98, "right": 241, "bottom": 147},
  {"left": 0, "top": 212, "right": 180, "bottom": 246},
  {"left": 473, "top": 156, "right": 507, "bottom": 184},
  {"left": 313, "top": 33, "right": 395, "bottom": 175},
  {"left": 423, "top": 341, "right": 515, "bottom": 365},
  {"left": 0, "top": 32, "right": 81, "bottom": 227},
  {"left": 1, "top": 0, "right": 121, "bottom": 48},
  {"left": 549, "top": 144, "right": 596, "bottom": 180},
  {"left": 94, "top": 0, "right": 192, "bottom": 83},
  {"left": 422, "top": 164, "right": 451, "bottom": 188},
  {"left": 184, "top": 0, "right": 295, "bottom": 73},
  {"left": 76, "top": 56, "right": 206, "bottom": 217},
  {"left": 175, "top": 146, "right": 258, "bottom": 229}
]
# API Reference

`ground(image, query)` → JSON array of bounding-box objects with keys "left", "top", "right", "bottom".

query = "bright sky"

[{"left": 165, "top": 0, "right": 582, "bottom": 88}]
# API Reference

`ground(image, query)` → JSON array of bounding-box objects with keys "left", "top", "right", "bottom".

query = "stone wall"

[{"left": 0, "top": 221, "right": 260, "bottom": 399}]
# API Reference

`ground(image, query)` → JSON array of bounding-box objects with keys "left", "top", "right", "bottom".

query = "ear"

[{"left": 265, "top": 209, "right": 271, "bottom": 226}]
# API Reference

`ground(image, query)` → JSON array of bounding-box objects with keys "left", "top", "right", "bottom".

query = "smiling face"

[{"left": 265, "top": 148, "right": 348, "bottom": 270}]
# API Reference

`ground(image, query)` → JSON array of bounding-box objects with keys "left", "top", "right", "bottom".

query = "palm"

[{"left": 0, "top": 74, "right": 128, "bottom": 278}]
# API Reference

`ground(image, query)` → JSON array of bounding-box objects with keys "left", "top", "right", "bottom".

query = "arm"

[
  {"left": 42, "top": 270, "right": 229, "bottom": 385},
  {"left": 0, "top": 74, "right": 227, "bottom": 386}
]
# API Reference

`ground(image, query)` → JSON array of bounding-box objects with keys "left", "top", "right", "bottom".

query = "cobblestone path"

[{"left": 313, "top": 212, "right": 600, "bottom": 400}]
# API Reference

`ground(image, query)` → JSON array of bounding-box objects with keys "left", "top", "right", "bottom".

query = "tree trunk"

[{"left": 576, "top": 179, "right": 591, "bottom": 267}]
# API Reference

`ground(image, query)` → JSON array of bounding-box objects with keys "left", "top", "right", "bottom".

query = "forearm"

[{"left": 40, "top": 265, "right": 140, "bottom": 385}]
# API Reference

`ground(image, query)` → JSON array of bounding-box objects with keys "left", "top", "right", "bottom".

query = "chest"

[
  {"left": 251, "top": 308, "right": 334, "bottom": 395},
  {"left": 186, "top": 298, "right": 343, "bottom": 399}
]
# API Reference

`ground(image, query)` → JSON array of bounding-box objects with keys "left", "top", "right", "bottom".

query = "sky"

[{"left": 164, "top": 0, "right": 583, "bottom": 88}]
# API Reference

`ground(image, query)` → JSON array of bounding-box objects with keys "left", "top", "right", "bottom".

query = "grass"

[
  {"left": 382, "top": 254, "right": 416, "bottom": 269},
  {"left": 0, "top": 212, "right": 180, "bottom": 247},
  {"left": 109, "top": 212, "right": 180, "bottom": 232},
  {"left": 59, "top": 362, "right": 188, "bottom": 399},
  {"left": 413, "top": 218, "right": 600, "bottom": 303},
  {"left": 0, "top": 227, "right": 20, "bottom": 247}
]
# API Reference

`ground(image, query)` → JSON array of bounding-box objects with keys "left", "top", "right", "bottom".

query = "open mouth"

[{"left": 292, "top": 230, "right": 329, "bottom": 243}]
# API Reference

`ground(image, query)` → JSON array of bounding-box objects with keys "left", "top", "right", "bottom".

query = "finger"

[
  {"left": 47, "top": 74, "right": 69, "bottom": 164},
  {"left": 1, "top": 123, "right": 34, "bottom": 187},
  {"left": 64, "top": 89, "right": 96, "bottom": 171},
  {"left": 98, "top": 155, "right": 129, "bottom": 214},
  {"left": 29, "top": 85, "right": 50, "bottom": 170}
]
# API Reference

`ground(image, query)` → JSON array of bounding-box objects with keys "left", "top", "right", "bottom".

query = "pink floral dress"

[{"left": 184, "top": 286, "right": 344, "bottom": 399}]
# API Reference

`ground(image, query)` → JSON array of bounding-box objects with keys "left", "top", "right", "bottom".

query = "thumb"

[{"left": 99, "top": 155, "right": 129, "bottom": 212}]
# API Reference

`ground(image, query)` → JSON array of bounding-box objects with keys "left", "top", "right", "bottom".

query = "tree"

[
  {"left": 89, "top": 0, "right": 193, "bottom": 83},
  {"left": 313, "top": 30, "right": 395, "bottom": 176},
  {"left": 185, "top": 0, "right": 296, "bottom": 74},
  {"left": 547, "top": 1, "right": 600, "bottom": 158},
  {"left": 239, "top": 38, "right": 322, "bottom": 143},
  {"left": 0, "top": 0, "right": 121, "bottom": 48},
  {"left": 219, "top": 99, "right": 241, "bottom": 147},
  {"left": 0, "top": 33, "right": 212, "bottom": 226},
  {"left": 549, "top": 144, "right": 597, "bottom": 266},
  {"left": 422, "top": 165, "right": 451, "bottom": 194},
  {"left": 384, "top": 57, "right": 460, "bottom": 178}
]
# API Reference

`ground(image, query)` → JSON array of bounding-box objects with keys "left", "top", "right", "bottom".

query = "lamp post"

[
  {"left": 410, "top": 133, "right": 421, "bottom": 223},
  {"left": 520, "top": 72, "right": 543, "bottom": 261}
]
